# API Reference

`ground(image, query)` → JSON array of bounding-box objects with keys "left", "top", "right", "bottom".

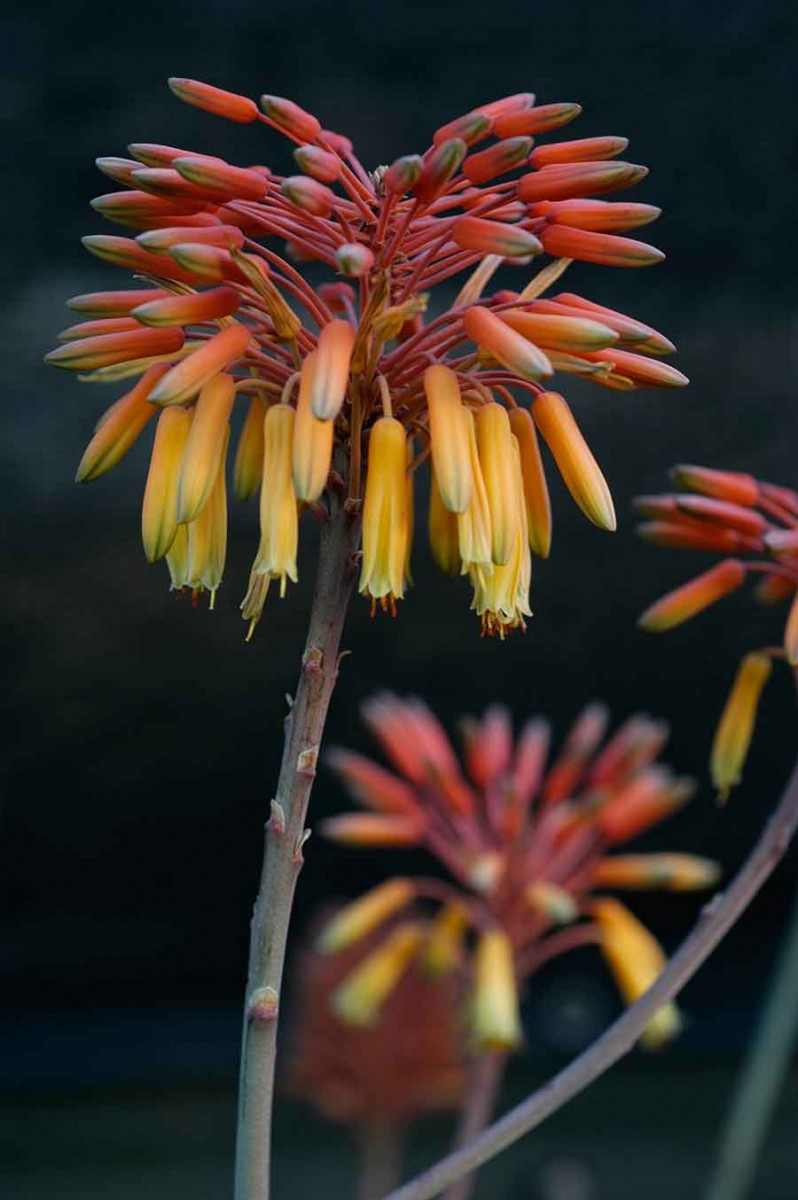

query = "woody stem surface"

[
  {"left": 385, "top": 756, "right": 798, "bottom": 1200},
  {"left": 234, "top": 495, "right": 361, "bottom": 1200}
]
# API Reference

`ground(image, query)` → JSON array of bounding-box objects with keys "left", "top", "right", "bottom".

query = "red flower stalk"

[
  {"left": 322, "top": 694, "right": 717, "bottom": 1051},
  {"left": 636, "top": 465, "right": 798, "bottom": 798},
  {"left": 49, "top": 79, "right": 685, "bottom": 635}
]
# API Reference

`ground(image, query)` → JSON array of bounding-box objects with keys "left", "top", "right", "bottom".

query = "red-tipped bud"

[
  {"left": 509, "top": 407, "right": 552, "bottom": 558},
  {"left": 462, "top": 137, "right": 533, "bottom": 184},
  {"left": 260, "top": 95, "right": 321, "bottom": 142},
  {"left": 75, "top": 364, "right": 166, "bottom": 483},
  {"left": 540, "top": 225, "right": 664, "bottom": 268},
  {"left": 674, "top": 496, "right": 767, "bottom": 539},
  {"left": 131, "top": 286, "right": 241, "bottom": 327},
  {"left": 149, "top": 322, "right": 252, "bottom": 406},
  {"left": 293, "top": 145, "right": 342, "bottom": 182},
  {"left": 96, "top": 157, "right": 143, "bottom": 186},
  {"left": 80, "top": 235, "right": 198, "bottom": 284},
  {"left": 280, "top": 176, "right": 335, "bottom": 217},
  {"left": 320, "top": 813, "right": 424, "bottom": 847},
  {"left": 320, "top": 129, "right": 353, "bottom": 156},
  {"left": 412, "top": 139, "right": 467, "bottom": 206},
  {"left": 173, "top": 157, "right": 267, "bottom": 201},
  {"left": 168, "top": 242, "right": 247, "bottom": 284},
  {"left": 45, "top": 327, "right": 184, "bottom": 371},
  {"left": 531, "top": 136, "right": 629, "bottom": 168},
  {"left": 554, "top": 293, "right": 676, "bottom": 355},
  {"left": 670, "top": 464, "right": 759, "bottom": 507},
  {"left": 638, "top": 560, "right": 747, "bottom": 633},
  {"left": 463, "top": 306, "right": 553, "bottom": 382},
  {"left": 58, "top": 317, "right": 143, "bottom": 341},
  {"left": 493, "top": 102, "right": 581, "bottom": 137},
  {"left": 67, "top": 288, "right": 170, "bottom": 318},
  {"left": 137, "top": 224, "right": 245, "bottom": 254},
  {"left": 90, "top": 190, "right": 200, "bottom": 227},
  {"left": 433, "top": 111, "right": 493, "bottom": 147},
  {"left": 519, "top": 161, "right": 647, "bottom": 203},
  {"left": 168, "top": 77, "right": 259, "bottom": 123},
  {"left": 383, "top": 155, "right": 424, "bottom": 195},
  {"left": 598, "top": 770, "right": 695, "bottom": 843},
  {"left": 535, "top": 199, "right": 661, "bottom": 233},
  {"left": 502, "top": 310, "right": 618, "bottom": 352},
  {"left": 335, "top": 243, "right": 375, "bottom": 277},
  {"left": 128, "top": 142, "right": 198, "bottom": 167},
  {"left": 636, "top": 522, "right": 744, "bottom": 553},
  {"left": 452, "top": 217, "right": 542, "bottom": 259},
  {"left": 476, "top": 93, "right": 536, "bottom": 120}
]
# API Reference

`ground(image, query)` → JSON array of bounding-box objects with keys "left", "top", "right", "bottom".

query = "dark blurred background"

[{"left": 3, "top": 1, "right": 798, "bottom": 1196}]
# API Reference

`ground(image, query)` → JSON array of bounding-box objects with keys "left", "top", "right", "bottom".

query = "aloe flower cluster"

[
  {"left": 47, "top": 77, "right": 686, "bottom": 635},
  {"left": 637, "top": 465, "right": 798, "bottom": 798},
  {"left": 321, "top": 695, "right": 718, "bottom": 1051}
]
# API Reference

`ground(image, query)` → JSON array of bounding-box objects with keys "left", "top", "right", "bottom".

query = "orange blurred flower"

[
  {"left": 636, "top": 466, "right": 798, "bottom": 798},
  {"left": 51, "top": 79, "right": 685, "bottom": 635},
  {"left": 322, "top": 695, "right": 716, "bottom": 1050}
]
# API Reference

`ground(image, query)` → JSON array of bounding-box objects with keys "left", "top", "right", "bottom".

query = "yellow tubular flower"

[
  {"left": 165, "top": 522, "right": 189, "bottom": 590},
  {"left": 404, "top": 436, "right": 415, "bottom": 586},
  {"left": 331, "top": 923, "right": 425, "bottom": 1027},
  {"left": 710, "top": 652, "right": 773, "bottom": 803},
  {"left": 472, "top": 928, "right": 523, "bottom": 1051},
  {"left": 423, "top": 364, "right": 473, "bottom": 513},
  {"left": 318, "top": 878, "right": 416, "bottom": 953},
  {"left": 593, "top": 897, "right": 681, "bottom": 1049},
  {"left": 423, "top": 903, "right": 469, "bottom": 977},
  {"left": 475, "top": 401, "right": 520, "bottom": 565},
  {"left": 595, "top": 853, "right": 721, "bottom": 892},
  {"left": 508, "top": 406, "right": 552, "bottom": 558},
  {"left": 359, "top": 416, "right": 410, "bottom": 610},
  {"left": 185, "top": 434, "right": 230, "bottom": 603},
  {"left": 141, "top": 406, "right": 192, "bottom": 562},
  {"left": 254, "top": 403, "right": 298, "bottom": 595},
  {"left": 233, "top": 394, "right": 266, "bottom": 501},
  {"left": 176, "top": 372, "right": 235, "bottom": 523},
  {"left": 428, "top": 462, "right": 462, "bottom": 577},
  {"left": 457, "top": 408, "right": 493, "bottom": 572},
  {"left": 292, "top": 351, "right": 334, "bottom": 502},
  {"left": 470, "top": 439, "right": 532, "bottom": 635}
]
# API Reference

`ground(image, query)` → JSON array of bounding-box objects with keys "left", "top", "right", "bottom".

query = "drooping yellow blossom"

[
  {"left": 472, "top": 929, "right": 523, "bottom": 1051},
  {"left": 710, "top": 652, "right": 773, "bottom": 803},
  {"left": 292, "top": 351, "right": 334, "bottom": 502},
  {"left": 254, "top": 404, "right": 298, "bottom": 595},
  {"left": 317, "top": 879, "right": 415, "bottom": 954},
  {"left": 331, "top": 922, "right": 425, "bottom": 1027},
  {"left": 359, "top": 417, "right": 411, "bottom": 611},
  {"left": 141, "top": 407, "right": 192, "bottom": 562}
]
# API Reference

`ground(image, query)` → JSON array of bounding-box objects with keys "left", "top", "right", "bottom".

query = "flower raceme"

[
  {"left": 320, "top": 695, "right": 717, "bottom": 1051},
  {"left": 49, "top": 77, "right": 687, "bottom": 635},
  {"left": 636, "top": 466, "right": 798, "bottom": 799}
]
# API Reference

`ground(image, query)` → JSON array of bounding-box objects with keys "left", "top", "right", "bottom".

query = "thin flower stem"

[
  {"left": 233, "top": 493, "right": 362, "bottom": 1200},
  {"left": 359, "top": 1120, "right": 405, "bottom": 1200},
  {"left": 442, "top": 1052, "right": 508, "bottom": 1200},
  {"left": 383, "top": 755, "right": 798, "bottom": 1200}
]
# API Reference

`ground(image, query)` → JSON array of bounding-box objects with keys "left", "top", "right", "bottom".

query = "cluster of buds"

[
  {"left": 287, "top": 917, "right": 467, "bottom": 1126},
  {"left": 637, "top": 465, "right": 798, "bottom": 799},
  {"left": 320, "top": 695, "right": 718, "bottom": 1051},
  {"left": 48, "top": 77, "right": 686, "bottom": 636}
]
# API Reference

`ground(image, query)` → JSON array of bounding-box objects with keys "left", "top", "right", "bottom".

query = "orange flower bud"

[
  {"left": 319, "top": 879, "right": 416, "bottom": 954},
  {"left": 59, "top": 316, "right": 143, "bottom": 340},
  {"left": 128, "top": 142, "right": 197, "bottom": 167},
  {"left": 475, "top": 402, "right": 520, "bottom": 565},
  {"left": 335, "top": 243, "right": 375, "bottom": 277},
  {"left": 710, "top": 653, "right": 773, "bottom": 802},
  {"left": 423, "top": 365, "right": 473, "bottom": 514},
  {"left": 518, "top": 161, "right": 647, "bottom": 203},
  {"left": 141, "top": 407, "right": 192, "bottom": 562},
  {"left": 293, "top": 144, "right": 342, "bottom": 182},
  {"left": 451, "top": 216, "right": 542, "bottom": 258},
  {"left": 45, "top": 327, "right": 184, "bottom": 371},
  {"left": 412, "top": 138, "right": 467, "bottom": 206},
  {"left": 540, "top": 225, "right": 664, "bottom": 268},
  {"left": 428, "top": 463, "right": 463, "bottom": 577},
  {"left": 96, "top": 156, "right": 142, "bottom": 185},
  {"left": 674, "top": 496, "right": 767, "bottom": 539},
  {"left": 638, "top": 559, "right": 746, "bottom": 633},
  {"left": 233, "top": 394, "right": 266, "bottom": 501},
  {"left": 326, "top": 748, "right": 420, "bottom": 814},
  {"left": 530, "top": 136, "right": 629, "bottom": 167},
  {"left": 595, "top": 854, "right": 720, "bottom": 892},
  {"left": 129, "top": 165, "right": 224, "bottom": 203},
  {"left": 320, "top": 813, "right": 424, "bottom": 847},
  {"left": 280, "top": 176, "right": 335, "bottom": 217},
  {"left": 786, "top": 592, "right": 798, "bottom": 666},
  {"left": 754, "top": 572, "right": 795, "bottom": 605},
  {"left": 75, "top": 364, "right": 166, "bottom": 483},
  {"left": 501, "top": 309, "right": 618, "bottom": 352},
  {"left": 137, "top": 225, "right": 245, "bottom": 254},
  {"left": 331, "top": 923, "right": 424, "bottom": 1027},
  {"left": 319, "top": 129, "right": 353, "bottom": 156},
  {"left": 532, "top": 391, "right": 616, "bottom": 531},
  {"left": 433, "top": 111, "right": 493, "bottom": 147},
  {"left": 584, "top": 347, "right": 689, "bottom": 389},
  {"left": 168, "top": 77, "right": 259, "bottom": 123},
  {"left": 536, "top": 199, "right": 661, "bottom": 233},
  {"left": 254, "top": 404, "right": 298, "bottom": 594},
  {"left": 383, "top": 155, "right": 424, "bottom": 195},
  {"left": 360, "top": 417, "right": 411, "bottom": 606},
  {"left": 597, "top": 770, "right": 694, "bottom": 844},
  {"left": 508, "top": 407, "right": 552, "bottom": 558},
  {"left": 132, "top": 286, "right": 241, "bottom": 328},
  {"left": 260, "top": 95, "right": 321, "bottom": 142},
  {"left": 637, "top": 521, "right": 744, "bottom": 553},
  {"left": 493, "top": 102, "right": 581, "bottom": 137},
  {"left": 463, "top": 306, "right": 553, "bottom": 382},
  {"left": 67, "top": 288, "right": 169, "bottom": 317},
  {"left": 472, "top": 929, "right": 522, "bottom": 1050},
  {"left": 554, "top": 293, "right": 675, "bottom": 355},
  {"left": 527, "top": 881, "right": 579, "bottom": 924},
  {"left": 309, "top": 320, "right": 356, "bottom": 420},
  {"left": 293, "top": 351, "right": 334, "bottom": 502},
  {"left": 593, "top": 898, "right": 681, "bottom": 1049},
  {"left": 475, "top": 93, "right": 536, "bottom": 121},
  {"left": 462, "top": 137, "right": 533, "bottom": 184},
  {"left": 90, "top": 190, "right": 201, "bottom": 227},
  {"left": 173, "top": 156, "right": 268, "bottom": 201},
  {"left": 167, "top": 242, "right": 247, "bottom": 284},
  {"left": 149, "top": 323, "right": 252, "bottom": 406},
  {"left": 670, "top": 464, "right": 759, "bottom": 507},
  {"left": 176, "top": 373, "right": 235, "bottom": 523}
]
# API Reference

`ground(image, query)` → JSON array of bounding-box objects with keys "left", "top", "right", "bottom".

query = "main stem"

[
  {"left": 385, "top": 756, "right": 798, "bottom": 1200},
  {"left": 358, "top": 1120, "right": 404, "bottom": 1200},
  {"left": 234, "top": 498, "right": 361, "bottom": 1200},
  {"left": 442, "top": 1052, "right": 507, "bottom": 1200}
]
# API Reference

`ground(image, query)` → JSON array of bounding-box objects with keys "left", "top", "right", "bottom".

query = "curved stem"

[
  {"left": 359, "top": 1120, "right": 405, "bottom": 1200},
  {"left": 384, "top": 756, "right": 798, "bottom": 1200},
  {"left": 442, "top": 1052, "right": 508, "bottom": 1200},
  {"left": 234, "top": 496, "right": 362, "bottom": 1200}
]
